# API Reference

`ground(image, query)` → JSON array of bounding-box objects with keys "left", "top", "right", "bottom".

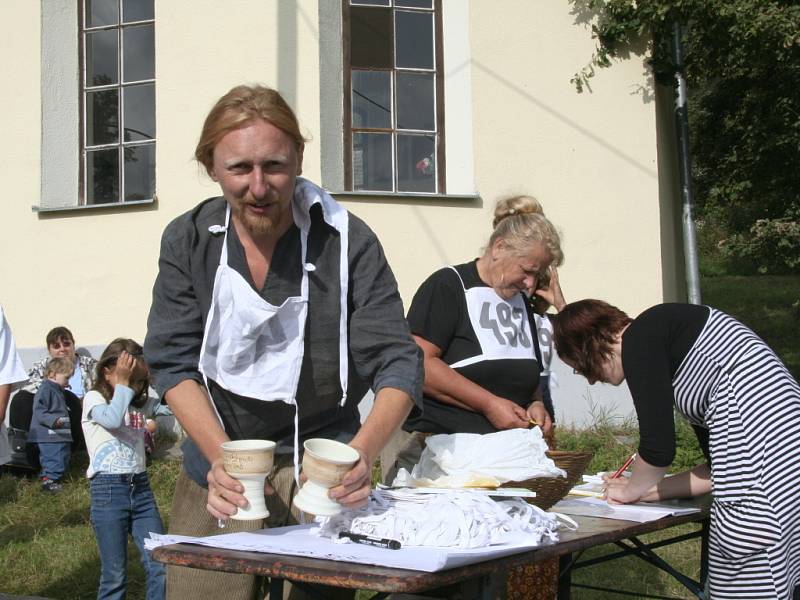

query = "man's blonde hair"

[{"left": 195, "top": 84, "right": 307, "bottom": 176}]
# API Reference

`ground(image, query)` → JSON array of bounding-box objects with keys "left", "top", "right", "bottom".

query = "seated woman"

[
  {"left": 385, "top": 196, "right": 564, "bottom": 480},
  {"left": 11, "top": 326, "right": 96, "bottom": 454},
  {"left": 553, "top": 299, "right": 800, "bottom": 600}
]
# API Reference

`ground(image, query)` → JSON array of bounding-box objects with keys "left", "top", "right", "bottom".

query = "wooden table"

[{"left": 152, "top": 498, "right": 709, "bottom": 599}]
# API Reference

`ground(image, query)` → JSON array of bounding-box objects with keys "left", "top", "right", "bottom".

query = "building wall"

[{"left": 1, "top": 1, "right": 681, "bottom": 424}]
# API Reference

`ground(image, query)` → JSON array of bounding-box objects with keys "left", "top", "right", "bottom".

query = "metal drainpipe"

[{"left": 671, "top": 19, "right": 702, "bottom": 304}]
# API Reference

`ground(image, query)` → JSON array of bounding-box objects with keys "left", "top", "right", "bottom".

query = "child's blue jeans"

[
  {"left": 90, "top": 472, "right": 166, "bottom": 600},
  {"left": 37, "top": 441, "right": 71, "bottom": 480}
]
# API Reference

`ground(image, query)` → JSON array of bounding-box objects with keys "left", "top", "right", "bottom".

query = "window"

[
  {"left": 80, "top": 0, "right": 155, "bottom": 205},
  {"left": 343, "top": 0, "right": 445, "bottom": 194}
]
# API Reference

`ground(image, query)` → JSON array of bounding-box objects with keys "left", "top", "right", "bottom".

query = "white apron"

[
  {"left": 448, "top": 267, "right": 536, "bottom": 370},
  {"left": 198, "top": 178, "right": 350, "bottom": 480},
  {"left": 0, "top": 305, "right": 27, "bottom": 465}
]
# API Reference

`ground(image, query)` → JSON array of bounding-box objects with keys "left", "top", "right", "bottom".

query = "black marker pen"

[{"left": 338, "top": 531, "right": 401, "bottom": 550}]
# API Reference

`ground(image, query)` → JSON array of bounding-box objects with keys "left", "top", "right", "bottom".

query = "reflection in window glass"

[
  {"left": 87, "top": 89, "right": 119, "bottom": 146},
  {"left": 350, "top": 7, "right": 393, "bottom": 69},
  {"left": 353, "top": 133, "right": 393, "bottom": 191},
  {"left": 87, "top": 0, "right": 118, "bottom": 27},
  {"left": 124, "top": 143, "right": 155, "bottom": 201},
  {"left": 395, "top": 0, "right": 432, "bottom": 7},
  {"left": 347, "top": 1, "right": 441, "bottom": 193},
  {"left": 395, "top": 11, "right": 433, "bottom": 69},
  {"left": 87, "top": 148, "right": 120, "bottom": 204},
  {"left": 82, "top": 0, "right": 156, "bottom": 205},
  {"left": 86, "top": 30, "right": 119, "bottom": 86},
  {"left": 124, "top": 84, "right": 155, "bottom": 141},
  {"left": 396, "top": 72, "right": 434, "bottom": 131},
  {"left": 352, "top": 71, "right": 391, "bottom": 129},
  {"left": 123, "top": 0, "right": 154, "bottom": 22},
  {"left": 124, "top": 24, "right": 155, "bottom": 82},
  {"left": 397, "top": 135, "right": 435, "bottom": 193}
]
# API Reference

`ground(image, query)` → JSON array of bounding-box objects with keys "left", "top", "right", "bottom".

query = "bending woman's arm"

[{"left": 638, "top": 463, "right": 712, "bottom": 501}]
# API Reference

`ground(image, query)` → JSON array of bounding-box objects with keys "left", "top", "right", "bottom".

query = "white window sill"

[
  {"left": 33, "top": 198, "right": 156, "bottom": 214},
  {"left": 331, "top": 191, "right": 480, "bottom": 202}
]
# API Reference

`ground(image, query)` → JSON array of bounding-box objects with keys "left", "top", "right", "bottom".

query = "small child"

[
  {"left": 81, "top": 338, "right": 165, "bottom": 600},
  {"left": 28, "top": 356, "right": 75, "bottom": 492}
]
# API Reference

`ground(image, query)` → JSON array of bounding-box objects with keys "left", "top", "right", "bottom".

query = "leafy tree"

[{"left": 570, "top": 0, "right": 800, "bottom": 273}]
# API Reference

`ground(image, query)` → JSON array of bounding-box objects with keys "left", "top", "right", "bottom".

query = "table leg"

[
  {"left": 268, "top": 577, "right": 284, "bottom": 599},
  {"left": 475, "top": 573, "right": 499, "bottom": 599},
  {"left": 557, "top": 553, "right": 575, "bottom": 600},
  {"left": 700, "top": 518, "right": 709, "bottom": 590},
  {"left": 626, "top": 537, "right": 706, "bottom": 599}
]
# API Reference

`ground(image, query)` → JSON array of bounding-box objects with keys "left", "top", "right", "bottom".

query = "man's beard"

[{"left": 233, "top": 200, "right": 287, "bottom": 236}]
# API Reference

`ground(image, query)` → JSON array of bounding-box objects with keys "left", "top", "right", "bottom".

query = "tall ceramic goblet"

[
  {"left": 221, "top": 439, "right": 276, "bottom": 520},
  {"left": 292, "top": 438, "right": 360, "bottom": 516}
]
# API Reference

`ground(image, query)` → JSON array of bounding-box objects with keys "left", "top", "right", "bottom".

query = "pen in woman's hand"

[{"left": 610, "top": 453, "right": 636, "bottom": 480}]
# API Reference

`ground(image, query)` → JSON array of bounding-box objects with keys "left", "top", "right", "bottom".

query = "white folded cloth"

[
  {"left": 315, "top": 488, "right": 577, "bottom": 549},
  {"left": 392, "top": 428, "right": 565, "bottom": 488}
]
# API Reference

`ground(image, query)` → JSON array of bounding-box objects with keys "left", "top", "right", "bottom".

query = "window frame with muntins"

[
  {"left": 343, "top": 0, "right": 445, "bottom": 195},
  {"left": 79, "top": 0, "right": 156, "bottom": 206}
]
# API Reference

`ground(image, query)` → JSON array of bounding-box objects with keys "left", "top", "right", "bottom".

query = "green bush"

[
  {"left": 721, "top": 217, "right": 800, "bottom": 275},
  {"left": 696, "top": 215, "right": 732, "bottom": 277}
]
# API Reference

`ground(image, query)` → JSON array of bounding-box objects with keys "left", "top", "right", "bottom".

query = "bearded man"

[{"left": 144, "top": 85, "right": 422, "bottom": 600}]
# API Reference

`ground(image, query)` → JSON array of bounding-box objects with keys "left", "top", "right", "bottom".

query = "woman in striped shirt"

[{"left": 554, "top": 300, "right": 800, "bottom": 600}]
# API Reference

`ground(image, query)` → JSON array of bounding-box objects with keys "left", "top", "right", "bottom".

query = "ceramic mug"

[
  {"left": 221, "top": 439, "right": 276, "bottom": 520},
  {"left": 292, "top": 438, "right": 360, "bottom": 516}
]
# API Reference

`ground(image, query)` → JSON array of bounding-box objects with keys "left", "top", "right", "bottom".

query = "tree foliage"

[{"left": 570, "top": 0, "right": 800, "bottom": 273}]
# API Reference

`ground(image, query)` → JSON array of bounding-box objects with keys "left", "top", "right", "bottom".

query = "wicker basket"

[{"left": 501, "top": 450, "right": 594, "bottom": 510}]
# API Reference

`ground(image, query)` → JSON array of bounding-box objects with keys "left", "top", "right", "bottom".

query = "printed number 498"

[{"left": 479, "top": 302, "right": 531, "bottom": 348}]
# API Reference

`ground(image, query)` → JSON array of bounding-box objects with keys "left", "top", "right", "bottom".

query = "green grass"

[
  {"left": 0, "top": 452, "right": 180, "bottom": 600},
  {"left": 700, "top": 274, "right": 800, "bottom": 380}
]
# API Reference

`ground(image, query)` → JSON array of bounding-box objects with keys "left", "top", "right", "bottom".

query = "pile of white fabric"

[
  {"left": 316, "top": 488, "right": 577, "bottom": 549},
  {"left": 392, "top": 428, "right": 565, "bottom": 489}
]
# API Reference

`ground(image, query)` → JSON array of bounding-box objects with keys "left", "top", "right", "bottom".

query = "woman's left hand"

[
  {"left": 327, "top": 446, "right": 372, "bottom": 509},
  {"left": 526, "top": 400, "right": 553, "bottom": 435},
  {"left": 533, "top": 267, "right": 566, "bottom": 312}
]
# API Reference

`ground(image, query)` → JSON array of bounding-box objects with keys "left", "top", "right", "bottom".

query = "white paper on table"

[
  {"left": 144, "top": 524, "right": 554, "bottom": 572},
  {"left": 552, "top": 497, "right": 701, "bottom": 523},
  {"left": 379, "top": 486, "right": 537, "bottom": 499},
  {"left": 568, "top": 482, "right": 605, "bottom": 498}
]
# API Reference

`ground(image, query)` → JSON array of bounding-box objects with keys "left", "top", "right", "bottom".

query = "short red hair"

[{"left": 553, "top": 299, "right": 632, "bottom": 382}]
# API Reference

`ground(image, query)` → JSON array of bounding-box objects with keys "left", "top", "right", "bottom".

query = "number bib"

[{"left": 449, "top": 268, "right": 535, "bottom": 369}]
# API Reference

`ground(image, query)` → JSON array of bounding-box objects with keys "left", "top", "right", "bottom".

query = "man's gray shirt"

[{"left": 144, "top": 196, "right": 422, "bottom": 485}]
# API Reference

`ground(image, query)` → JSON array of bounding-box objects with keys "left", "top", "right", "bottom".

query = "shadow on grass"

[
  {"left": 0, "top": 523, "right": 36, "bottom": 547},
  {"left": 35, "top": 540, "right": 150, "bottom": 600},
  {"left": 36, "top": 556, "right": 101, "bottom": 600},
  {"left": 0, "top": 478, "right": 20, "bottom": 505},
  {"left": 60, "top": 508, "right": 91, "bottom": 528}
]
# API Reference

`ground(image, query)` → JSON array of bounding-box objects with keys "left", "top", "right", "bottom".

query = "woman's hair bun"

[{"left": 493, "top": 195, "right": 544, "bottom": 229}]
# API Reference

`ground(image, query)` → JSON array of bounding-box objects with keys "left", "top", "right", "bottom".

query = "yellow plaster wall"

[{"left": 1, "top": 0, "right": 672, "bottom": 353}]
